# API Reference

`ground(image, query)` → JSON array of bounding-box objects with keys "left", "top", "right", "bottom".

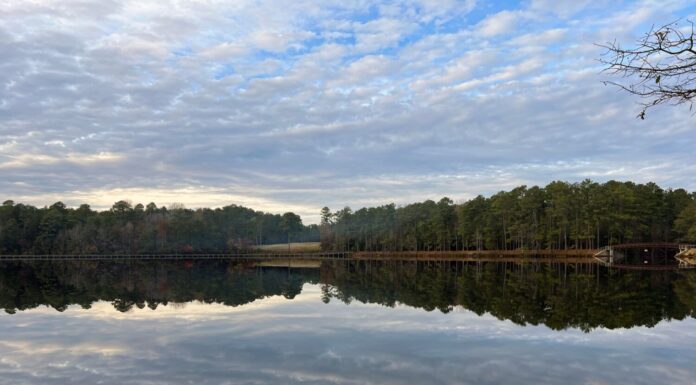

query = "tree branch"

[{"left": 599, "top": 20, "right": 696, "bottom": 118}]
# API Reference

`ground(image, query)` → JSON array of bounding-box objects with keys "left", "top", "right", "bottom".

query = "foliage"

[
  {"left": 675, "top": 200, "right": 696, "bottom": 242},
  {"left": 0, "top": 201, "right": 318, "bottom": 255},
  {"left": 1, "top": 179, "right": 693, "bottom": 255},
  {"left": 320, "top": 180, "right": 696, "bottom": 251}
]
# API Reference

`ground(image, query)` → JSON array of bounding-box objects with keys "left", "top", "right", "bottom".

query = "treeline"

[
  {"left": 3, "top": 180, "right": 696, "bottom": 255},
  {"left": 320, "top": 180, "right": 696, "bottom": 252},
  {"left": 0, "top": 200, "right": 318, "bottom": 255}
]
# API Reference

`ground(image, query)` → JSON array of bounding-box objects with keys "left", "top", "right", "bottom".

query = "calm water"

[{"left": 1, "top": 259, "right": 696, "bottom": 385}]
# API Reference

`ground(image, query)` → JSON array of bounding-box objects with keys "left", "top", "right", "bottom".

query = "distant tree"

[
  {"left": 169, "top": 202, "right": 186, "bottom": 210},
  {"left": 600, "top": 20, "right": 696, "bottom": 119},
  {"left": 319, "top": 207, "right": 334, "bottom": 251},
  {"left": 50, "top": 201, "right": 66, "bottom": 211},
  {"left": 280, "top": 212, "right": 303, "bottom": 250},
  {"left": 675, "top": 201, "right": 696, "bottom": 242},
  {"left": 111, "top": 200, "right": 132, "bottom": 213},
  {"left": 436, "top": 197, "right": 456, "bottom": 250},
  {"left": 35, "top": 206, "right": 66, "bottom": 253},
  {"left": 320, "top": 207, "right": 333, "bottom": 225},
  {"left": 145, "top": 202, "right": 158, "bottom": 214},
  {"left": 251, "top": 215, "right": 264, "bottom": 246}
]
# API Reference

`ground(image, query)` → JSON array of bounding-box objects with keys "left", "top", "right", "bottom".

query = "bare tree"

[{"left": 600, "top": 20, "right": 696, "bottom": 119}]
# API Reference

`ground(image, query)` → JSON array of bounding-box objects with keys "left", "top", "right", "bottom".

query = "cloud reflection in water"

[{"left": 0, "top": 284, "right": 695, "bottom": 385}]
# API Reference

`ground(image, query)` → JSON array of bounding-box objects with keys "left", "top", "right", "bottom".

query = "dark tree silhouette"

[{"left": 600, "top": 20, "right": 696, "bottom": 119}]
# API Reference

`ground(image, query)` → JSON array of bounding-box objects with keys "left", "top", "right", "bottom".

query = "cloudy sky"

[{"left": 1, "top": 0, "right": 695, "bottom": 222}]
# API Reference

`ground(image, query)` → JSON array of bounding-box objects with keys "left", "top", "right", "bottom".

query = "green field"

[{"left": 255, "top": 242, "right": 322, "bottom": 253}]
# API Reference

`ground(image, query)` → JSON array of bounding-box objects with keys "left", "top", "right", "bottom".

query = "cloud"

[
  {"left": 250, "top": 30, "right": 316, "bottom": 52},
  {"left": 476, "top": 10, "right": 523, "bottom": 37},
  {"left": 0, "top": 0, "right": 695, "bottom": 222},
  {"left": 0, "top": 152, "right": 123, "bottom": 170},
  {"left": 528, "top": 0, "right": 595, "bottom": 18}
]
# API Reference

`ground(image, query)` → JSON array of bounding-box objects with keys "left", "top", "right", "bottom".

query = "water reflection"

[
  {"left": 1, "top": 259, "right": 696, "bottom": 385},
  {"left": 0, "top": 259, "right": 695, "bottom": 330}
]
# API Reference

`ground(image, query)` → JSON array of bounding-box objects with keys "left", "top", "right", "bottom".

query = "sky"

[{"left": 1, "top": 0, "right": 695, "bottom": 223}]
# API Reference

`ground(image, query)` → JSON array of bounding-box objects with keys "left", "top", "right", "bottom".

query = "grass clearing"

[{"left": 255, "top": 242, "right": 322, "bottom": 253}]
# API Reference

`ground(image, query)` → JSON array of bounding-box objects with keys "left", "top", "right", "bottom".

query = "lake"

[{"left": 0, "top": 259, "right": 695, "bottom": 385}]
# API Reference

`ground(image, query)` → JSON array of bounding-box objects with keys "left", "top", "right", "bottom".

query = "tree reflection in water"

[{"left": 0, "top": 259, "right": 694, "bottom": 331}]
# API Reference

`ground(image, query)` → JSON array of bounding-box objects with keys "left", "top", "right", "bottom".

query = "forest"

[
  {"left": 0, "top": 200, "right": 318, "bottom": 255},
  {"left": 1, "top": 180, "right": 696, "bottom": 255},
  {"left": 320, "top": 180, "right": 696, "bottom": 252}
]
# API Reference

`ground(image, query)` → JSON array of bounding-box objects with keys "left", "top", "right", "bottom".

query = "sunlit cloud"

[{"left": 6, "top": 186, "right": 318, "bottom": 218}]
